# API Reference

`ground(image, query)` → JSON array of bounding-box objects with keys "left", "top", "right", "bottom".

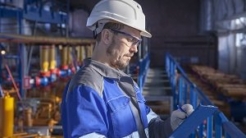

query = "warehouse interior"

[{"left": 0, "top": 0, "right": 246, "bottom": 137}]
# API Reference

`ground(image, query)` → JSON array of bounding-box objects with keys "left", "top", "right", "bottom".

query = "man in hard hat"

[{"left": 61, "top": 0, "right": 194, "bottom": 137}]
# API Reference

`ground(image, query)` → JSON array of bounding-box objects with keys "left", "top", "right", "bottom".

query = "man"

[{"left": 61, "top": 0, "right": 194, "bottom": 137}]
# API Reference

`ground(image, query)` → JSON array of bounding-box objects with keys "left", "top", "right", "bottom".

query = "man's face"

[{"left": 106, "top": 26, "right": 141, "bottom": 70}]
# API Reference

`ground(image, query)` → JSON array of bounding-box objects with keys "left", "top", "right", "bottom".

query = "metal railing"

[
  {"left": 137, "top": 53, "right": 150, "bottom": 91},
  {"left": 165, "top": 53, "right": 246, "bottom": 138}
]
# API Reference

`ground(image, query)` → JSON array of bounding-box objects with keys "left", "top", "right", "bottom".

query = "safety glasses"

[{"left": 110, "top": 29, "right": 142, "bottom": 47}]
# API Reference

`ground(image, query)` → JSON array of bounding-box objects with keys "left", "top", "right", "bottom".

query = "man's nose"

[{"left": 130, "top": 45, "right": 138, "bottom": 53}]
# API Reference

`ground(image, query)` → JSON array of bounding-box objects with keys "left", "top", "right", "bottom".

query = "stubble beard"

[{"left": 106, "top": 38, "right": 130, "bottom": 70}]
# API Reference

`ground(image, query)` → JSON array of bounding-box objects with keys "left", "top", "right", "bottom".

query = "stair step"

[
  {"left": 146, "top": 73, "right": 168, "bottom": 77},
  {"left": 145, "top": 95, "right": 173, "bottom": 114},
  {"left": 144, "top": 83, "right": 169, "bottom": 87},
  {"left": 146, "top": 74, "right": 168, "bottom": 79},
  {"left": 142, "top": 68, "right": 173, "bottom": 113},
  {"left": 143, "top": 91, "right": 171, "bottom": 95},
  {"left": 145, "top": 79, "right": 169, "bottom": 84},
  {"left": 143, "top": 86, "right": 172, "bottom": 91},
  {"left": 147, "top": 68, "right": 164, "bottom": 72},
  {"left": 144, "top": 95, "right": 172, "bottom": 101},
  {"left": 145, "top": 78, "right": 169, "bottom": 82}
]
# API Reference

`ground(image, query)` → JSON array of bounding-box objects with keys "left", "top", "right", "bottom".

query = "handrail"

[
  {"left": 165, "top": 52, "right": 246, "bottom": 138},
  {"left": 166, "top": 53, "right": 213, "bottom": 105},
  {"left": 137, "top": 53, "right": 150, "bottom": 90}
]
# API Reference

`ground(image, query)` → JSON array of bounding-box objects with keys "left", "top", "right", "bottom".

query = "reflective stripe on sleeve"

[{"left": 79, "top": 132, "right": 106, "bottom": 138}]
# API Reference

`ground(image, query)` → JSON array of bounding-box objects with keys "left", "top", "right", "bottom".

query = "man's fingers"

[
  {"left": 172, "top": 110, "right": 186, "bottom": 119},
  {"left": 181, "top": 104, "right": 194, "bottom": 116}
]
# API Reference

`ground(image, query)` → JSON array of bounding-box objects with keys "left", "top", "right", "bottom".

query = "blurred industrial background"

[{"left": 0, "top": 0, "right": 245, "bottom": 137}]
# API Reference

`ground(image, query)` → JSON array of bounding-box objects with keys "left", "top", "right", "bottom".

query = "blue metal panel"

[
  {"left": 225, "top": 133, "right": 231, "bottom": 138},
  {"left": 3, "top": 55, "right": 20, "bottom": 59},
  {"left": 198, "top": 123, "right": 204, "bottom": 138},
  {"left": 190, "top": 85, "right": 197, "bottom": 108},
  {"left": 0, "top": 6, "right": 21, "bottom": 18},
  {"left": 0, "top": 4, "right": 67, "bottom": 25},
  {"left": 215, "top": 114, "right": 222, "bottom": 138},
  {"left": 188, "top": 131, "right": 195, "bottom": 138},
  {"left": 25, "top": 0, "right": 40, "bottom": 5},
  {"left": 178, "top": 77, "right": 184, "bottom": 104},
  {"left": 207, "top": 116, "right": 213, "bottom": 138},
  {"left": 17, "top": 9, "right": 24, "bottom": 97},
  {"left": 23, "top": 6, "right": 67, "bottom": 24},
  {"left": 183, "top": 83, "right": 187, "bottom": 104}
]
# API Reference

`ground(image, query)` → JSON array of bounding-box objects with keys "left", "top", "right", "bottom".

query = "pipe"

[
  {"left": 0, "top": 33, "right": 96, "bottom": 44},
  {"left": 80, "top": 46, "right": 85, "bottom": 64},
  {"left": 0, "top": 85, "right": 4, "bottom": 97},
  {"left": 25, "top": 63, "right": 81, "bottom": 88},
  {"left": 35, "top": 68, "right": 76, "bottom": 87},
  {"left": 76, "top": 46, "right": 81, "bottom": 65},
  {"left": 40, "top": 45, "right": 50, "bottom": 76},
  {"left": 4, "top": 64, "right": 22, "bottom": 101},
  {"left": 90, "top": 43, "right": 94, "bottom": 57},
  {"left": 32, "top": 69, "right": 72, "bottom": 87},
  {"left": 35, "top": 68, "right": 59, "bottom": 87},
  {"left": 61, "top": 46, "right": 68, "bottom": 70},
  {"left": 87, "top": 45, "right": 92, "bottom": 57},
  {"left": 68, "top": 46, "right": 73, "bottom": 67},
  {"left": 58, "top": 69, "right": 73, "bottom": 77},
  {"left": 199, "top": 0, "right": 214, "bottom": 34},
  {"left": 0, "top": 93, "right": 14, "bottom": 137},
  {"left": 67, "top": 46, "right": 77, "bottom": 73},
  {"left": 35, "top": 76, "right": 49, "bottom": 87},
  {"left": 49, "top": 45, "right": 56, "bottom": 72},
  {"left": 23, "top": 108, "right": 32, "bottom": 127}
]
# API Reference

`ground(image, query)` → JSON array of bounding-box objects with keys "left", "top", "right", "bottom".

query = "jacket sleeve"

[
  {"left": 61, "top": 84, "right": 108, "bottom": 138},
  {"left": 147, "top": 109, "right": 173, "bottom": 138}
]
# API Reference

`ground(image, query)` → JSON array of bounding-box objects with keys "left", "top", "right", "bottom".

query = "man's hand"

[{"left": 170, "top": 104, "right": 194, "bottom": 130}]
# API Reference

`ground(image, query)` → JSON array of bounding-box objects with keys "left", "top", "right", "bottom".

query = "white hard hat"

[{"left": 86, "top": 0, "right": 151, "bottom": 38}]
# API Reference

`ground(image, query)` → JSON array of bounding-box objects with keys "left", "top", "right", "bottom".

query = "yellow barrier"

[{"left": 0, "top": 93, "right": 14, "bottom": 137}]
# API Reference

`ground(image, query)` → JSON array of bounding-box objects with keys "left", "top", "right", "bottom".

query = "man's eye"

[
  {"left": 126, "top": 37, "right": 134, "bottom": 42},
  {"left": 128, "top": 37, "right": 138, "bottom": 44}
]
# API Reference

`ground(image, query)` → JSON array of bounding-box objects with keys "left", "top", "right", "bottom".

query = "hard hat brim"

[{"left": 141, "top": 30, "right": 152, "bottom": 38}]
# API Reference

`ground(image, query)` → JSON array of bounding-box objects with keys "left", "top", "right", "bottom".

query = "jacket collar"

[{"left": 83, "top": 58, "right": 127, "bottom": 79}]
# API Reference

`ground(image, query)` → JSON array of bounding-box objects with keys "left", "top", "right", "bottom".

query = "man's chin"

[{"left": 117, "top": 63, "right": 129, "bottom": 70}]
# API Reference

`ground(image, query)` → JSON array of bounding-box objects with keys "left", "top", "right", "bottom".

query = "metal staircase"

[
  {"left": 137, "top": 52, "right": 246, "bottom": 137},
  {"left": 142, "top": 68, "right": 173, "bottom": 118}
]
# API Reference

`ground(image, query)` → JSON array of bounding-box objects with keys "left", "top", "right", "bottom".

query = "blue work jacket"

[{"left": 61, "top": 59, "right": 173, "bottom": 138}]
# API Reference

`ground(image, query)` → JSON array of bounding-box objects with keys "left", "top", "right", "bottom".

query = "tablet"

[{"left": 169, "top": 104, "right": 218, "bottom": 138}]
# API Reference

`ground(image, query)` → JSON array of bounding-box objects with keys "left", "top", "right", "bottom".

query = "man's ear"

[{"left": 101, "top": 29, "right": 113, "bottom": 45}]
